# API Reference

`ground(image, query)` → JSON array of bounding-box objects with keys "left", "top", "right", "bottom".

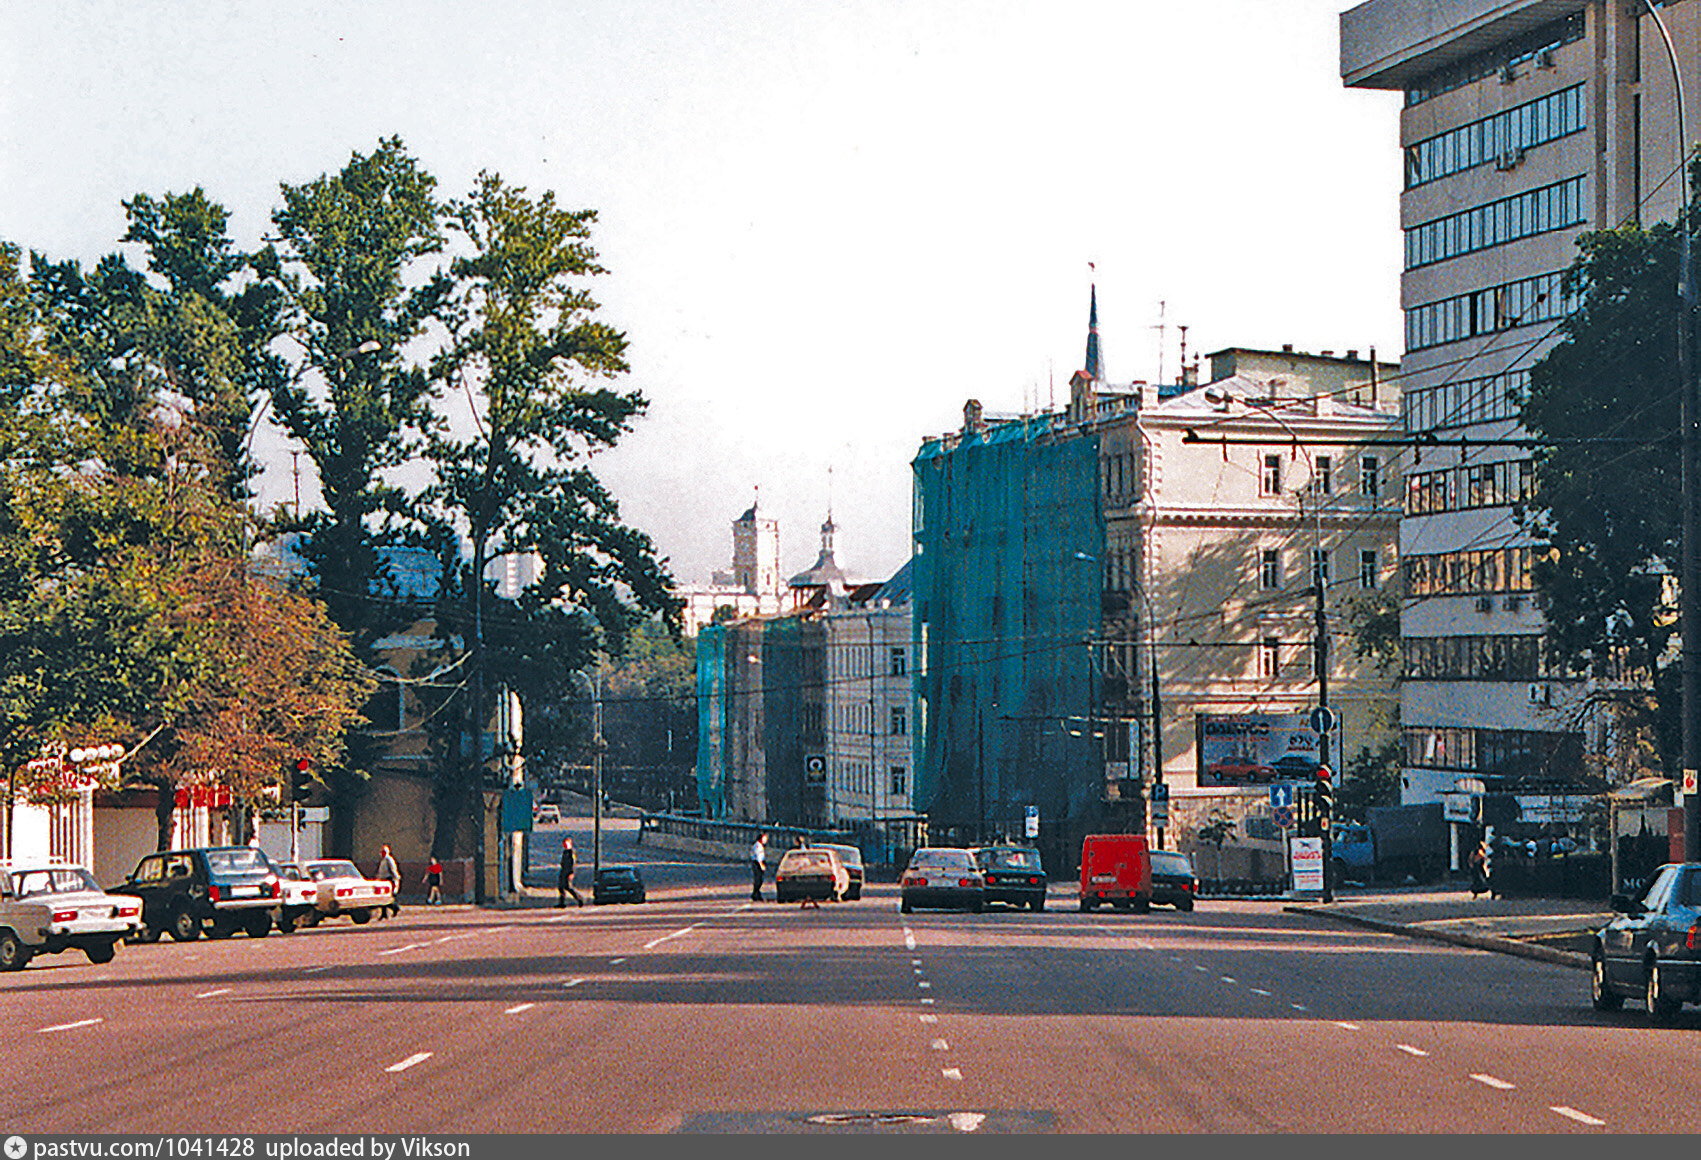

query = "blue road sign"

[
  {"left": 1273, "top": 804, "right": 1295, "bottom": 831},
  {"left": 1270, "top": 783, "right": 1295, "bottom": 810},
  {"left": 1309, "top": 706, "right": 1338, "bottom": 735}
]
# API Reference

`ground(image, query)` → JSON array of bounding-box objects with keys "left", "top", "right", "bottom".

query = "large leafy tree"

[
  {"left": 1521, "top": 201, "right": 1694, "bottom": 777},
  {"left": 417, "top": 172, "right": 678, "bottom": 863}
]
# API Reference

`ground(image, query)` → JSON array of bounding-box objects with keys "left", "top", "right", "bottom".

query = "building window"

[
  {"left": 890, "top": 647, "right": 907, "bottom": 677},
  {"left": 1313, "top": 456, "right": 1333, "bottom": 495},
  {"left": 1260, "top": 637, "right": 1280, "bottom": 680},
  {"left": 1312, "top": 548, "right": 1330, "bottom": 587},
  {"left": 1361, "top": 455, "right": 1381, "bottom": 499},
  {"left": 1261, "top": 454, "right": 1282, "bottom": 496},
  {"left": 1360, "top": 549, "right": 1379, "bottom": 590},
  {"left": 890, "top": 706, "right": 907, "bottom": 736},
  {"left": 1260, "top": 549, "right": 1281, "bottom": 590},
  {"left": 891, "top": 766, "right": 908, "bottom": 796}
]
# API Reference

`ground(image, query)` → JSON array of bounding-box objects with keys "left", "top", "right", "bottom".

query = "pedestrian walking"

[
  {"left": 557, "top": 837, "right": 583, "bottom": 907},
  {"left": 376, "top": 844, "right": 401, "bottom": 917},
  {"left": 424, "top": 854, "right": 444, "bottom": 905},
  {"left": 751, "top": 833, "right": 768, "bottom": 902},
  {"left": 1468, "top": 840, "right": 1489, "bottom": 898}
]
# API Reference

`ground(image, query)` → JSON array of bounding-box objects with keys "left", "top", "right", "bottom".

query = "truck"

[{"left": 1333, "top": 803, "right": 1449, "bottom": 884}]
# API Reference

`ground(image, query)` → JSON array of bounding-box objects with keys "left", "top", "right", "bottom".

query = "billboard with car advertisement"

[{"left": 1195, "top": 712, "right": 1326, "bottom": 788}]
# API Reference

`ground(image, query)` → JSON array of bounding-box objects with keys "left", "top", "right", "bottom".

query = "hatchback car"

[
  {"left": 117, "top": 847, "right": 281, "bottom": 941},
  {"left": 594, "top": 865, "right": 646, "bottom": 904},
  {"left": 899, "top": 847, "right": 984, "bottom": 913},
  {"left": 775, "top": 847, "right": 849, "bottom": 904},
  {"left": 1592, "top": 861, "right": 1701, "bottom": 1024},
  {"left": 810, "top": 843, "right": 865, "bottom": 900},
  {"left": 1149, "top": 849, "right": 1198, "bottom": 911},
  {"left": 0, "top": 863, "right": 142, "bottom": 969},
  {"left": 973, "top": 845, "right": 1048, "bottom": 910}
]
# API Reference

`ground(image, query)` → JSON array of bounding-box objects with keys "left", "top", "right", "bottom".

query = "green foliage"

[
  {"left": 1336, "top": 740, "right": 1404, "bottom": 825},
  {"left": 1195, "top": 810, "right": 1237, "bottom": 848}
]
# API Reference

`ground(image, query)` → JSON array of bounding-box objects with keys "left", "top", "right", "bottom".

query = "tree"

[
  {"left": 416, "top": 172, "right": 678, "bottom": 863},
  {"left": 1336, "top": 740, "right": 1403, "bottom": 825},
  {"left": 1521, "top": 203, "right": 1693, "bottom": 779}
]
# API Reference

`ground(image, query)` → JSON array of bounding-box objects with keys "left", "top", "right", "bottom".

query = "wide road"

[{"left": 4, "top": 823, "right": 1687, "bottom": 1134}]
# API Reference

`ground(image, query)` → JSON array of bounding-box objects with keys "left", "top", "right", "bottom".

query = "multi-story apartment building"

[
  {"left": 1341, "top": 0, "right": 1698, "bottom": 801},
  {"left": 822, "top": 562, "right": 915, "bottom": 827}
]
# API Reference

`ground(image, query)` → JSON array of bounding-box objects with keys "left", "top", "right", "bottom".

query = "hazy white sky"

[{"left": 0, "top": 1, "right": 1403, "bottom": 587}]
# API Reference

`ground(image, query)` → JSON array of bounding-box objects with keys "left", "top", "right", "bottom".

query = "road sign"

[
  {"left": 1024, "top": 805, "right": 1040, "bottom": 839},
  {"left": 1686, "top": 769, "right": 1699, "bottom": 797},
  {"left": 1273, "top": 805, "right": 1294, "bottom": 831},
  {"left": 1270, "top": 783, "right": 1295, "bottom": 810},
  {"left": 1309, "top": 706, "right": 1338, "bottom": 735}
]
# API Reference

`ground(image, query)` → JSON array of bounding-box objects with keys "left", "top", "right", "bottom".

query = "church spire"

[{"left": 1083, "top": 280, "right": 1103, "bottom": 382}]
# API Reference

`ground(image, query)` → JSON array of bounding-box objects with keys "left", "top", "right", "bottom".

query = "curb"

[{"left": 1284, "top": 905, "right": 1590, "bottom": 971}]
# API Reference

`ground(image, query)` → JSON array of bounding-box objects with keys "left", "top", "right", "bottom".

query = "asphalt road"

[{"left": 6, "top": 823, "right": 1693, "bottom": 1134}]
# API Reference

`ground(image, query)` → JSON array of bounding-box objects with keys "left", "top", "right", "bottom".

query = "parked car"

[
  {"left": 899, "top": 848, "right": 984, "bottom": 914},
  {"left": 775, "top": 847, "right": 849, "bottom": 904},
  {"left": 1591, "top": 861, "right": 1701, "bottom": 1024},
  {"left": 972, "top": 845, "right": 1048, "bottom": 911},
  {"left": 594, "top": 865, "right": 646, "bottom": 904},
  {"left": 1079, "top": 833, "right": 1152, "bottom": 912},
  {"left": 273, "top": 863, "right": 322, "bottom": 933},
  {"left": 1270, "top": 753, "right": 1321, "bottom": 779},
  {"left": 535, "top": 804, "right": 562, "bottom": 825},
  {"left": 0, "top": 863, "right": 142, "bottom": 969},
  {"left": 118, "top": 847, "right": 281, "bottom": 942},
  {"left": 810, "top": 843, "right": 865, "bottom": 900},
  {"left": 1149, "top": 849, "right": 1198, "bottom": 911},
  {"left": 301, "top": 859, "right": 392, "bottom": 924}
]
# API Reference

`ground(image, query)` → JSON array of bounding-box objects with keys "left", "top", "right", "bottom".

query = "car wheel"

[
  {"left": 169, "top": 907, "right": 201, "bottom": 942},
  {"left": 85, "top": 939, "right": 117, "bottom": 964},
  {"left": 245, "top": 913, "right": 271, "bottom": 938},
  {"left": 1080, "top": 897, "right": 1097, "bottom": 912},
  {"left": 135, "top": 921, "right": 162, "bottom": 944},
  {"left": 900, "top": 897, "right": 913, "bottom": 913},
  {"left": 0, "top": 930, "right": 30, "bottom": 971},
  {"left": 969, "top": 898, "right": 984, "bottom": 914},
  {"left": 1178, "top": 898, "right": 1195, "bottom": 913},
  {"left": 1134, "top": 897, "right": 1151, "bottom": 914},
  {"left": 352, "top": 910, "right": 372, "bottom": 925},
  {"left": 278, "top": 913, "right": 296, "bottom": 935},
  {"left": 1032, "top": 896, "right": 1045, "bottom": 912},
  {"left": 302, "top": 912, "right": 321, "bottom": 927},
  {"left": 1591, "top": 953, "right": 1622, "bottom": 1012},
  {"left": 1647, "top": 961, "right": 1681, "bottom": 1026},
  {"left": 207, "top": 919, "right": 236, "bottom": 939},
  {"left": 848, "top": 886, "right": 861, "bottom": 900}
]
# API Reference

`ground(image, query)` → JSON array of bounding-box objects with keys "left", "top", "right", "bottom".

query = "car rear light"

[
  {"left": 266, "top": 879, "right": 280, "bottom": 898},
  {"left": 959, "top": 877, "right": 975, "bottom": 888},
  {"left": 117, "top": 904, "right": 139, "bottom": 917},
  {"left": 1183, "top": 881, "right": 1196, "bottom": 893},
  {"left": 337, "top": 887, "right": 354, "bottom": 897},
  {"left": 208, "top": 885, "right": 221, "bottom": 902},
  {"left": 52, "top": 909, "right": 77, "bottom": 922},
  {"left": 1689, "top": 922, "right": 1701, "bottom": 951},
  {"left": 1030, "top": 876, "right": 1042, "bottom": 885}
]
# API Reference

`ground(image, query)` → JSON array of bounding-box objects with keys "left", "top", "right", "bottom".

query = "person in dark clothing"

[
  {"left": 1469, "top": 840, "right": 1490, "bottom": 898},
  {"left": 376, "top": 844, "right": 401, "bottom": 918},
  {"left": 557, "top": 837, "right": 583, "bottom": 907},
  {"left": 751, "top": 833, "right": 768, "bottom": 901}
]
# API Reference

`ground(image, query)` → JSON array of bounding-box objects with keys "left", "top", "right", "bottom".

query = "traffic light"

[
  {"left": 1314, "top": 763, "right": 1334, "bottom": 821},
  {"left": 291, "top": 758, "right": 312, "bottom": 803}
]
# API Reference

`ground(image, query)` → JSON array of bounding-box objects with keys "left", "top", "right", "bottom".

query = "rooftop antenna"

[
  {"left": 1150, "top": 300, "right": 1167, "bottom": 387},
  {"left": 1178, "top": 324, "right": 1189, "bottom": 385}
]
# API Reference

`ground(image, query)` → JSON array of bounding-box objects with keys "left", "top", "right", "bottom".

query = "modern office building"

[{"left": 1341, "top": 0, "right": 1701, "bottom": 801}]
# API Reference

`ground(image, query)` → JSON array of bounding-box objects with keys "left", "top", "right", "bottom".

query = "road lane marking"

[
  {"left": 385, "top": 1052, "right": 433, "bottom": 1073},
  {"left": 930, "top": 1039, "right": 949, "bottom": 1051},
  {"left": 195, "top": 988, "right": 232, "bottom": 999},
  {"left": 644, "top": 925, "right": 697, "bottom": 950},
  {"left": 921, "top": 998, "right": 934, "bottom": 1005},
  {"left": 432, "top": 933, "right": 477, "bottom": 945},
  {"left": 37, "top": 1018, "right": 103, "bottom": 1033},
  {"left": 1334, "top": 1022, "right": 1360, "bottom": 1031},
  {"left": 948, "top": 1113, "right": 985, "bottom": 1133},
  {"left": 303, "top": 966, "right": 333, "bottom": 974},
  {"left": 504, "top": 1003, "right": 535, "bottom": 1015},
  {"left": 609, "top": 957, "right": 626, "bottom": 965},
  {"left": 1220, "top": 976, "right": 1237, "bottom": 984},
  {"left": 1396, "top": 1045, "right": 1429, "bottom": 1057},
  {"left": 1290, "top": 1004, "right": 1308, "bottom": 1012},
  {"left": 1250, "top": 988, "right": 1272, "bottom": 996},
  {"left": 941, "top": 1068, "right": 963, "bottom": 1081},
  {"left": 1551, "top": 1107, "right": 1605, "bottom": 1127},
  {"left": 378, "top": 943, "right": 427, "bottom": 956},
  {"left": 912, "top": 959, "right": 922, "bottom": 966},
  {"left": 920, "top": 1014, "right": 938, "bottom": 1024},
  {"left": 563, "top": 978, "right": 585, "bottom": 988},
  {"left": 905, "top": 935, "right": 916, "bottom": 950},
  {"left": 1471, "top": 1074, "right": 1515, "bottom": 1090},
  {"left": 918, "top": 981, "right": 931, "bottom": 989}
]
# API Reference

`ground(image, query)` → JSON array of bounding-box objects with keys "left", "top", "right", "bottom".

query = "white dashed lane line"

[
  {"left": 195, "top": 988, "right": 232, "bottom": 999},
  {"left": 1551, "top": 1106, "right": 1606, "bottom": 1127},
  {"left": 930, "top": 1039, "right": 950, "bottom": 1051},
  {"left": 643, "top": 925, "right": 697, "bottom": 950},
  {"left": 505, "top": 1003, "right": 535, "bottom": 1015},
  {"left": 377, "top": 943, "right": 428, "bottom": 957},
  {"left": 921, "top": 997, "right": 934, "bottom": 1006},
  {"left": 1250, "top": 988, "right": 1272, "bottom": 997},
  {"left": 1220, "top": 976, "right": 1237, "bottom": 984},
  {"left": 303, "top": 966, "right": 333, "bottom": 974},
  {"left": 1472, "top": 1074, "right": 1516, "bottom": 1091},
  {"left": 941, "top": 1068, "right": 963, "bottom": 1082},
  {"left": 609, "top": 957, "right": 626, "bottom": 965},
  {"left": 1334, "top": 1022, "right": 1361, "bottom": 1032},
  {"left": 918, "top": 981, "right": 931, "bottom": 989},
  {"left": 37, "top": 1018, "right": 102, "bottom": 1034},
  {"left": 920, "top": 1014, "right": 938, "bottom": 1024},
  {"left": 562, "top": 978, "right": 584, "bottom": 988},
  {"left": 1290, "top": 1003, "right": 1308, "bottom": 1012},
  {"left": 1395, "top": 1045, "right": 1429, "bottom": 1058},
  {"left": 385, "top": 1052, "right": 433, "bottom": 1073}
]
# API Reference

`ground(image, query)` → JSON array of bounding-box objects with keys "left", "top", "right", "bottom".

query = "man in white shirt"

[{"left": 751, "top": 833, "right": 768, "bottom": 902}]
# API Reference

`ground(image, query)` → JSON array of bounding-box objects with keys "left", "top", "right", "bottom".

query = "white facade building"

[{"left": 823, "top": 563, "right": 914, "bottom": 825}]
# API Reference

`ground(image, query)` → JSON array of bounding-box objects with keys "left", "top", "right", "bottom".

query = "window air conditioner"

[
  {"left": 1537, "top": 48, "right": 1555, "bottom": 70},
  {"left": 1505, "top": 595, "right": 1524, "bottom": 612},
  {"left": 1495, "top": 147, "right": 1525, "bottom": 172},
  {"left": 1500, "top": 63, "right": 1517, "bottom": 85},
  {"left": 1476, "top": 596, "right": 1494, "bottom": 613}
]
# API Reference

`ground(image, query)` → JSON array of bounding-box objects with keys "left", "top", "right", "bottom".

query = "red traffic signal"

[
  {"left": 297, "top": 758, "right": 310, "bottom": 772},
  {"left": 1315, "top": 764, "right": 1333, "bottom": 783}
]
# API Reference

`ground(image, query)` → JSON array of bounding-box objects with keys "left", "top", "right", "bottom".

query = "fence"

[{"left": 639, "top": 813, "right": 928, "bottom": 878}]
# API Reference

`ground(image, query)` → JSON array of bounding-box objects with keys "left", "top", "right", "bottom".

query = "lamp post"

[{"left": 1643, "top": 0, "right": 1700, "bottom": 861}]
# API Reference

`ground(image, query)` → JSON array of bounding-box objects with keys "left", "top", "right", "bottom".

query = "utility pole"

[
  {"left": 1151, "top": 662, "right": 1165, "bottom": 850},
  {"left": 593, "top": 667, "right": 604, "bottom": 880},
  {"left": 1314, "top": 559, "right": 1334, "bottom": 904}
]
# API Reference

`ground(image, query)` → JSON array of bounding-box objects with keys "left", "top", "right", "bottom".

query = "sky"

[{"left": 0, "top": 0, "right": 1403, "bottom": 588}]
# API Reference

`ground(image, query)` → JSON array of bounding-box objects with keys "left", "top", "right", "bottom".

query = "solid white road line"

[
  {"left": 1396, "top": 1045, "right": 1429, "bottom": 1057},
  {"left": 1551, "top": 1106, "right": 1606, "bottom": 1127},
  {"left": 1471, "top": 1074, "right": 1516, "bottom": 1091},
  {"left": 37, "top": 1018, "right": 102, "bottom": 1033},
  {"left": 385, "top": 1052, "right": 433, "bottom": 1073},
  {"left": 504, "top": 1003, "right": 535, "bottom": 1015},
  {"left": 195, "top": 988, "right": 232, "bottom": 999}
]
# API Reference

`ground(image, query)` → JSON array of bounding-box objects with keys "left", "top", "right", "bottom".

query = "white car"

[
  {"left": 274, "top": 863, "right": 323, "bottom": 933},
  {"left": 302, "top": 859, "right": 393, "bottom": 924},
  {"left": 0, "top": 863, "right": 142, "bottom": 969},
  {"left": 535, "top": 804, "right": 562, "bottom": 825}
]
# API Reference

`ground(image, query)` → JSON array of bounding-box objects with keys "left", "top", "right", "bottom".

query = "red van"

[{"left": 1078, "top": 833, "right": 1152, "bottom": 912}]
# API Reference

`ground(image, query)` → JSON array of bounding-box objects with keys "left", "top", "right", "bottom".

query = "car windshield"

[
  {"left": 1152, "top": 853, "right": 1193, "bottom": 874},
  {"left": 787, "top": 852, "right": 834, "bottom": 869},
  {"left": 601, "top": 868, "right": 636, "bottom": 879},
  {"left": 204, "top": 849, "right": 271, "bottom": 874},
  {"left": 11, "top": 867, "right": 101, "bottom": 897},
  {"left": 821, "top": 846, "right": 861, "bottom": 865},
  {"left": 305, "top": 860, "right": 361, "bottom": 880},
  {"left": 979, "top": 849, "right": 1040, "bottom": 870},
  {"left": 910, "top": 850, "right": 972, "bottom": 869}
]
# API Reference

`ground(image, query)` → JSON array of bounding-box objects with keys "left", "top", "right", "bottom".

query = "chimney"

[
  {"left": 963, "top": 398, "right": 986, "bottom": 437},
  {"left": 1346, "top": 349, "right": 1359, "bottom": 360},
  {"left": 1281, "top": 343, "right": 1294, "bottom": 353}
]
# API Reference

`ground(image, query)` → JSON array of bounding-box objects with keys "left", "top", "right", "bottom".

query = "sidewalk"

[{"left": 1284, "top": 885, "right": 1611, "bottom": 970}]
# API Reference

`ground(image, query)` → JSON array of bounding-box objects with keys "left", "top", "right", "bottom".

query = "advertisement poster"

[
  {"left": 1196, "top": 712, "right": 1326, "bottom": 788},
  {"left": 1291, "top": 836, "right": 1325, "bottom": 892}
]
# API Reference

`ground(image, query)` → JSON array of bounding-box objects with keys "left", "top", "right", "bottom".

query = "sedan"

[
  {"left": 775, "top": 847, "right": 849, "bottom": 904},
  {"left": 273, "top": 864, "right": 322, "bottom": 933},
  {"left": 973, "top": 845, "right": 1048, "bottom": 910},
  {"left": 594, "top": 865, "right": 646, "bottom": 904},
  {"left": 1150, "top": 849, "right": 1198, "bottom": 911},
  {"left": 0, "top": 864, "right": 142, "bottom": 969},
  {"left": 302, "top": 859, "right": 392, "bottom": 924},
  {"left": 1592, "top": 861, "right": 1701, "bottom": 1024},
  {"left": 899, "top": 848, "right": 984, "bottom": 914}
]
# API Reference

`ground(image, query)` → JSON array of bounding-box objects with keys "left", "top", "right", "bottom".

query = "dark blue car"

[{"left": 1592, "top": 862, "right": 1701, "bottom": 1024}]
